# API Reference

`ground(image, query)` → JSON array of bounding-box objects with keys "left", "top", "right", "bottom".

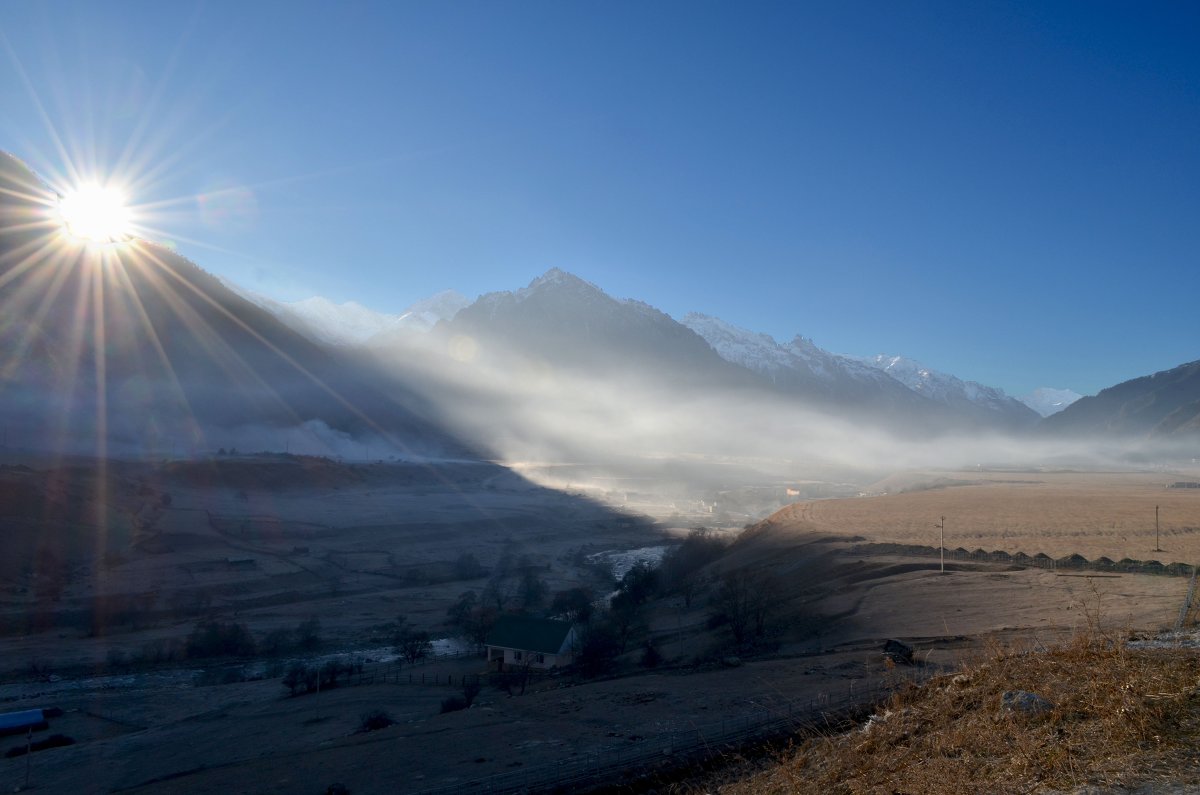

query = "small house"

[{"left": 485, "top": 616, "right": 578, "bottom": 671}]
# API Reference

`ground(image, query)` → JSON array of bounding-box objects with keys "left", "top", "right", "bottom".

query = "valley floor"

[
  {"left": 2, "top": 463, "right": 1197, "bottom": 793},
  {"left": 1, "top": 549, "right": 1185, "bottom": 794}
]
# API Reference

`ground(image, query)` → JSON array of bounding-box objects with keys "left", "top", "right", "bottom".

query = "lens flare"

[{"left": 58, "top": 183, "right": 134, "bottom": 243}]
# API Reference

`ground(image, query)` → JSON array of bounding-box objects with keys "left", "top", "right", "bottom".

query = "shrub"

[
  {"left": 549, "top": 587, "right": 595, "bottom": 624},
  {"left": 440, "top": 696, "right": 468, "bottom": 714},
  {"left": 358, "top": 710, "right": 395, "bottom": 732},
  {"left": 282, "top": 662, "right": 316, "bottom": 696},
  {"left": 575, "top": 622, "right": 622, "bottom": 677},
  {"left": 640, "top": 641, "right": 663, "bottom": 669},
  {"left": 660, "top": 529, "right": 728, "bottom": 607},
  {"left": 295, "top": 617, "right": 322, "bottom": 652}
]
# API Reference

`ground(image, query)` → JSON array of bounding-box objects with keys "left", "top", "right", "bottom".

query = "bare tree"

[
  {"left": 712, "top": 569, "right": 778, "bottom": 647},
  {"left": 482, "top": 574, "right": 513, "bottom": 611},
  {"left": 394, "top": 615, "right": 432, "bottom": 663}
]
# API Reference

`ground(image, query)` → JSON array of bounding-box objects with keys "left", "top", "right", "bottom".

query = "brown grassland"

[
  {"left": 683, "top": 469, "right": 1200, "bottom": 794},
  {"left": 769, "top": 470, "right": 1200, "bottom": 564},
  {"left": 705, "top": 630, "right": 1200, "bottom": 794}
]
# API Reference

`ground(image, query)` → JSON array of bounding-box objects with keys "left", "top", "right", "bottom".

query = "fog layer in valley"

[{"left": 359, "top": 328, "right": 1197, "bottom": 518}]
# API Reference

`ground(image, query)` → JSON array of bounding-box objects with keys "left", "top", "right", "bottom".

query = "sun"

[{"left": 57, "top": 183, "right": 134, "bottom": 244}]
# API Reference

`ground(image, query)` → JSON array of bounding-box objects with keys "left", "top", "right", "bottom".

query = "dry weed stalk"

[{"left": 712, "top": 628, "right": 1200, "bottom": 794}]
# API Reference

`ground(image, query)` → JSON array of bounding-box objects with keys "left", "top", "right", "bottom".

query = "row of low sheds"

[{"left": 854, "top": 542, "right": 1194, "bottom": 576}]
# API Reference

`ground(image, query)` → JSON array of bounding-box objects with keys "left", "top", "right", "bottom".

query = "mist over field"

[{"left": 368, "top": 329, "right": 1198, "bottom": 494}]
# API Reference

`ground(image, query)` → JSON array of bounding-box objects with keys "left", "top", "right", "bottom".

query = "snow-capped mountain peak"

[
  {"left": 681, "top": 313, "right": 796, "bottom": 374},
  {"left": 1020, "top": 387, "right": 1083, "bottom": 417},
  {"left": 393, "top": 289, "right": 470, "bottom": 333},
  {"left": 863, "top": 354, "right": 945, "bottom": 395},
  {"left": 858, "top": 353, "right": 1024, "bottom": 411},
  {"left": 513, "top": 267, "right": 602, "bottom": 300}
]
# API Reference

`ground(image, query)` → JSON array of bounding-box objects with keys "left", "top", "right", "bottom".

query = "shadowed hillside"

[
  {"left": 0, "top": 152, "right": 475, "bottom": 458},
  {"left": 1042, "top": 359, "right": 1200, "bottom": 438}
]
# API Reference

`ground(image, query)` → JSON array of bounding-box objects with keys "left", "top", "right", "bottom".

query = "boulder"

[{"left": 882, "top": 638, "right": 914, "bottom": 664}]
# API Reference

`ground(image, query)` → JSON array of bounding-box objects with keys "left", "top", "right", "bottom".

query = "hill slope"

[
  {"left": 0, "top": 151, "right": 473, "bottom": 458},
  {"left": 1041, "top": 359, "right": 1200, "bottom": 438}
]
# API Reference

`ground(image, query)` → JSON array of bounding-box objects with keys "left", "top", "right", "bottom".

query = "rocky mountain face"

[
  {"left": 682, "top": 314, "right": 1038, "bottom": 431},
  {"left": 681, "top": 313, "right": 946, "bottom": 420},
  {"left": 858, "top": 354, "right": 1040, "bottom": 429},
  {"left": 435, "top": 269, "right": 761, "bottom": 390},
  {"left": 1041, "top": 360, "right": 1200, "bottom": 438},
  {"left": 236, "top": 265, "right": 1054, "bottom": 433}
]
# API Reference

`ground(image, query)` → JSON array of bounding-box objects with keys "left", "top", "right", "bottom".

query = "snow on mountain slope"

[
  {"left": 680, "top": 314, "right": 800, "bottom": 377},
  {"left": 681, "top": 312, "right": 945, "bottom": 427},
  {"left": 1020, "top": 387, "right": 1083, "bottom": 417},
  {"left": 224, "top": 280, "right": 467, "bottom": 346},
  {"left": 863, "top": 355, "right": 1002, "bottom": 405},
  {"left": 682, "top": 314, "right": 915, "bottom": 387},
  {"left": 390, "top": 290, "right": 471, "bottom": 334},
  {"left": 859, "top": 354, "right": 1034, "bottom": 418},
  {"left": 683, "top": 312, "right": 1037, "bottom": 427},
  {"left": 285, "top": 296, "right": 404, "bottom": 344}
]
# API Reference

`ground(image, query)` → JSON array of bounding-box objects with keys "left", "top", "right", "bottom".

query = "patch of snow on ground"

[{"left": 587, "top": 544, "right": 670, "bottom": 582}]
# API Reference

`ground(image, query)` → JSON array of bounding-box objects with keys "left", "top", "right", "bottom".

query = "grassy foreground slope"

[{"left": 706, "top": 631, "right": 1200, "bottom": 794}]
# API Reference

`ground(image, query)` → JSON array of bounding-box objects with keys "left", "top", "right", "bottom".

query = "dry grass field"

[
  {"left": 707, "top": 632, "right": 1200, "bottom": 795},
  {"left": 766, "top": 470, "right": 1200, "bottom": 565}
]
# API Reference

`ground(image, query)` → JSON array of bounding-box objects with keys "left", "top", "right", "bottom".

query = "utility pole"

[
  {"left": 24, "top": 726, "right": 32, "bottom": 789},
  {"left": 937, "top": 516, "right": 945, "bottom": 574},
  {"left": 1156, "top": 505, "right": 1161, "bottom": 552}
]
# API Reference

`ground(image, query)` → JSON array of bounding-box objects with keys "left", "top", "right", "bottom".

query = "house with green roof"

[{"left": 485, "top": 615, "right": 579, "bottom": 670}]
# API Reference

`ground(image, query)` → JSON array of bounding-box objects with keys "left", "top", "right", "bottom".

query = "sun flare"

[{"left": 58, "top": 183, "right": 134, "bottom": 244}]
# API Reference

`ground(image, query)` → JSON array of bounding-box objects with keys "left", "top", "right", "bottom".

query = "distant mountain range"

[
  {"left": 237, "top": 267, "right": 1103, "bottom": 433},
  {"left": 242, "top": 270, "right": 1089, "bottom": 428},
  {"left": 681, "top": 313, "right": 1038, "bottom": 429},
  {"left": 4, "top": 148, "right": 1192, "bottom": 456},
  {"left": 1042, "top": 360, "right": 1200, "bottom": 437},
  {"left": 1021, "top": 387, "right": 1084, "bottom": 418},
  {"left": 357, "top": 268, "right": 1043, "bottom": 432}
]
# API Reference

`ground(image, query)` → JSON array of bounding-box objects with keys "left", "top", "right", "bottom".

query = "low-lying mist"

[
  {"left": 5, "top": 320, "right": 1192, "bottom": 523},
  {"left": 367, "top": 333, "right": 1199, "bottom": 496}
]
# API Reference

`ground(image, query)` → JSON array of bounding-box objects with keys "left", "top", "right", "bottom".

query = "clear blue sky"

[{"left": 2, "top": 1, "right": 1198, "bottom": 397}]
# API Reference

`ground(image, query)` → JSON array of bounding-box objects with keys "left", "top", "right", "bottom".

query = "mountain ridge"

[{"left": 1042, "top": 360, "right": 1200, "bottom": 437}]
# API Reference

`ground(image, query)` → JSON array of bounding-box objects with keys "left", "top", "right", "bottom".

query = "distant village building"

[{"left": 485, "top": 616, "right": 578, "bottom": 671}]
